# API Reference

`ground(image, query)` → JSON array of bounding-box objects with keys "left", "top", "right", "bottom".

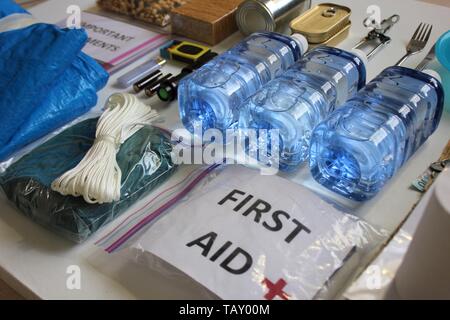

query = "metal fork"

[{"left": 395, "top": 22, "right": 433, "bottom": 66}]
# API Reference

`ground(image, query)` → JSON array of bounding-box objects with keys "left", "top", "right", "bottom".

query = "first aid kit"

[{"left": 131, "top": 166, "right": 386, "bottom": 300}]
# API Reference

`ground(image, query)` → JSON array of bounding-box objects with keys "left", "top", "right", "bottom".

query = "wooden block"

[
  {"left": 171, "top": 0, "right": 243, "bottom": 45},
  {"left": 0, "top": 278, "right": 23, "bottom": 300}
]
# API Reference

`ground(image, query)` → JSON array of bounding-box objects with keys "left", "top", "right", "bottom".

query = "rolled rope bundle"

[{"left": 51, "top": 93, "right": 158, "bottom": 204}]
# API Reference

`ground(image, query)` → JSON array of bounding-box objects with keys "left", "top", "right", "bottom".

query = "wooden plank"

[
  {"left": 0, "top": 278, "right": 23, "bottom": 300},
  {"left": 171, "top": 0, "right": 243, "bottom": 45},
  {"left": 420, "top": 0, "right": 450, "bottom": 8}
]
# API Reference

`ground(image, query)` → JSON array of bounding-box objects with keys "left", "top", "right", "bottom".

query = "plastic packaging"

[
  {"left": 310, "top": 66, "right": 445, "bottom": 201},
  {"left": 178, "top": 32, "right": 308, "bottom": 133},
  {"left": 116, "top": 58, "right": 165, "bottom": 89},
  {"left": 126, "top": 165, "right": 387, "bottom": 300},
  {"left": 0, "top": 51, "right": 108, "bottom": 161},
  {"left": 0, "top": 118, "right": 176, "bottom": 243},
  {"left": 0, "top": 21, "right": 83, "bottom": 147},
  {"left": 97, "top": 164, "right": 220, "bottom": 252},
  {"left": 394, "top": 168, "right": 450, "bottom": 299},
  {"left": 97, "top": 0, "right": 188, "bottom": 27},
  {"left": 0, "top": 1, "right": 109, "bottom": 161},
  {"left": 239, "top": 46, "right": 366, "bottom": 171},
  {"left": 344, "top": 168, "right": 450, "bottom": 300}
]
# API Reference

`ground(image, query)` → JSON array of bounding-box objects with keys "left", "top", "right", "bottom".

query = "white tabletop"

[{"left": 0, "top": 0, "right": 449, "bottom": 299}]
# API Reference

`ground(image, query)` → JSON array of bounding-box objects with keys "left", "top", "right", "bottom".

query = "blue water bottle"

[
  {"left": 309, "top": 66, "right": 445, "bottom": 201},
  {"left": 238, "top": 46, "right": 366, "bottom": 171},
  {"left": 178, "top": 32, "right": 308, "bottom": 133}
]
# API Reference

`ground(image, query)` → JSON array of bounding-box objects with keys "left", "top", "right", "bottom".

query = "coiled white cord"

[{"left": 51, "top": 93, "right": 158, "bottom": 204}]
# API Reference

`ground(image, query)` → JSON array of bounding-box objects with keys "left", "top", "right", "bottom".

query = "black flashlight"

[{"left": 156, "top": 52, "right": 218, "bottom": 102}]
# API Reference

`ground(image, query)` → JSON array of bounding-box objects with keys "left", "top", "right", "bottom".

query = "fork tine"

[
  {"left": 416, "top": 23, "right": 426, "bottom": 41},
  {"left": 419, "top": 24, "right": 429, "bottom": 41},
  {"left": 397, "top": 22, "right": 433, "bottom": 66},
  {"left": 423, "top": 24, "right": 432, "bottom": 43},
  {"left": 412, "top": 22, "right": 423, "bottom": 40}
]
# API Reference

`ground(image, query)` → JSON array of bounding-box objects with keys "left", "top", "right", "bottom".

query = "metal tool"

[
  {"left": 416, "top": 43, "right": 436, "bottom": 71},
  {"left": 353, "top": 14, "right": 400, "bottom": 60},
  {"left": 395, "top": 22, "right": 433, "bottom": 66},
  {"left": 430, "top": 158, "right": 450, "bottom": 173},
  {"left": 363, "top": 13, "right": 399, "bottom": 35}
]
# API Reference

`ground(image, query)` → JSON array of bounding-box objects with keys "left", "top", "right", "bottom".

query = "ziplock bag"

[
  {"left": 101, "top": 165, "right": 387, "bottom": 299},
  {"left": 97, "top": 0, "right": 188, "bottom": 27},
  {"left": 0, "top": 118, "right": 176, "bottom": 243},
  {"left": 0, "top": 0, "right": 109, "bottom": 161}
]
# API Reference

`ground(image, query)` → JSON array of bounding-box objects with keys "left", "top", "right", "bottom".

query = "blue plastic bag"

[
  {"left": 0, "top": 0, "right": 109, "bottom": 160},
  {"left": 0, "top": 0, "right": 27, "bottom": 17}
]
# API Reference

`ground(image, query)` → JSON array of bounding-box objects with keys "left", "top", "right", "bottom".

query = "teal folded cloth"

[{"left": 0, "top": 118, "right": 176, "bottom": 243}]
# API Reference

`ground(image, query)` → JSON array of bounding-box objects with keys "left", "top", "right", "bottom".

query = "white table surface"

[{"left": 0, "top": 0, "right": 449, "bottom": 299}]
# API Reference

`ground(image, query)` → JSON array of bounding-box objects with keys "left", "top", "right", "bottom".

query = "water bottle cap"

[
  {"left": 350, "top": 48, "right": 368, "bottom": 69},
  {"left": 290, "top": 33, "right": 308, "bottom": 55}
]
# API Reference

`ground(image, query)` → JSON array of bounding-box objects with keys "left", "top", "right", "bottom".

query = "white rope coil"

[{"left": 51, "top": 93, "right": 158, "bottom": 204}]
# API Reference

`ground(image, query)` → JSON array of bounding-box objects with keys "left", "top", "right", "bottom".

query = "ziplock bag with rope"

[
  {"left": 0, "top": 0, "right": 108, "bottom": 162},
  {"left": 0, "top": 115, "right": 176, "bottom": 242},
  {"left": 97, "top": 165, "right": 387, "bottom": 299}
]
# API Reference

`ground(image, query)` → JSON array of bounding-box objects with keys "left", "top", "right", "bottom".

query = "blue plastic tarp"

[
  {"left": 0, "top": 0, "right": 27, "bottom": 17},
  {"left": 0, "top": 0, "right": 108, "bottom": 160}
]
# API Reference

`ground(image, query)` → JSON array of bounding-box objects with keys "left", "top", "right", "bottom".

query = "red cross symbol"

[{"left": 261, "top": 278, "right": 290, "bottom": 300}]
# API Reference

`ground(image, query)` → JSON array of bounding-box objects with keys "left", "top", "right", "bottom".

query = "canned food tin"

[
  {"left": 319, "top": 20, "right": 351, "bottom": 47},
  {"left": 236, "top": 0, "right": 311, "bottom": 36},
  {"left": 290, "top": 3, "right": 351, "bottom": 44}
]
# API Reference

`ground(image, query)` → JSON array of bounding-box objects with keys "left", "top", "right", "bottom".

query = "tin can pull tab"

[{"left": 321, "top": 7, "right": 337, "bottom": 18}]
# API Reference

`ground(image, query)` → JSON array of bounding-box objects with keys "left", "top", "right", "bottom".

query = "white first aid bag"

[{"left": 131, "top": 166, "right": 385, "bottom": 300}]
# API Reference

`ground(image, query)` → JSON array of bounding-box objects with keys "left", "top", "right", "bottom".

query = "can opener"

[{"left": 353, "top": 14, "right": 400, "bottom": 60}]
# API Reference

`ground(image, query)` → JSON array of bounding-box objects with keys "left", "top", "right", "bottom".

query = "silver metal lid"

[{"left": 236, "top": 0, "right": 276, "bottom": 36}]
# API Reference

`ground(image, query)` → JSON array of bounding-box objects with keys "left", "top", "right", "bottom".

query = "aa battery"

[{"left": 133, "top": 70, "right": 162, "bottom": 93}]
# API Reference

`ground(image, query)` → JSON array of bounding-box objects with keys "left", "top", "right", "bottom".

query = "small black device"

[{"left": 156, "top": 52, "right": 218, "bottom": 102}]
